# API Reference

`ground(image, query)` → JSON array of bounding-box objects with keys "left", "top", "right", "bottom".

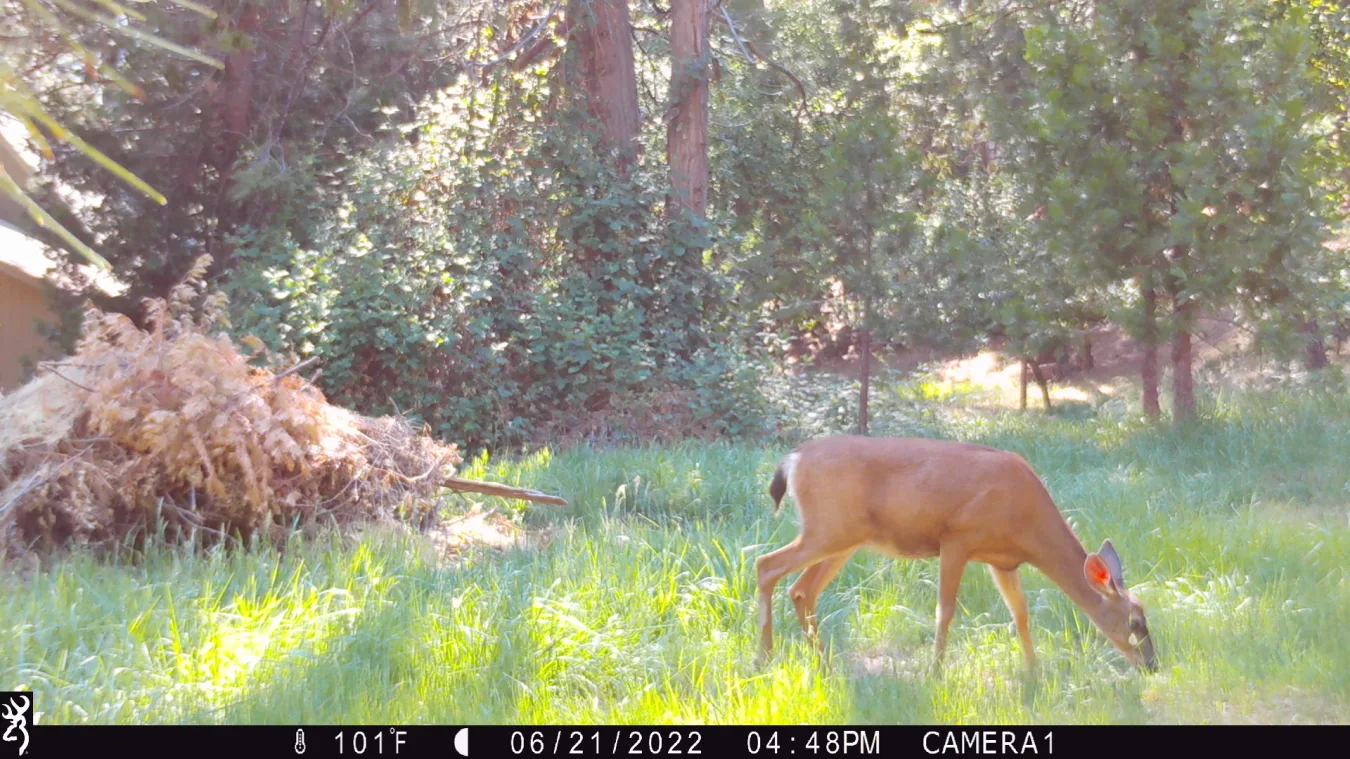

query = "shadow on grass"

[
  {"left": 837, "top": 645, "right": 938, "bottom": 723},
  {"left": 180, "top": 544, "right": 543, "bottom": 725}
]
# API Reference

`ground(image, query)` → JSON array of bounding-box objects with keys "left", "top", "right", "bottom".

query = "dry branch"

[{"left": 442, "top": 477, "right": 569, "bottom": 506}]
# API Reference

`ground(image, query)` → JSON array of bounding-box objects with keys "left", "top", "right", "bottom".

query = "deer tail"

[{"left": 768, "top": 459, "right": 788, "bottom": 513}]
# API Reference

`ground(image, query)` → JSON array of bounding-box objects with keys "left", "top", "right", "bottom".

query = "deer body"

[{"left": 757, "top": 435, "right": 1155, "bottom": 671}]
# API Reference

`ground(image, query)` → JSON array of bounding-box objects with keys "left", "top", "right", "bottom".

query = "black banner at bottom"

[{"left": 14, "top": 724, "right": 1347, "bottom": 758}]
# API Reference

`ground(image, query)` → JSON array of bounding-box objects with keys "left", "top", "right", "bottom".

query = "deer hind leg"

[
  {"left": 790, "top": 551, "right": 853, "bottom": 651},
  {"left": 989, "top": 565, "right": 1037, "bottom": 669},
  {"left": 756, "top": 538, "right": 841, "bottom": 662},
  {"left": 931, "top": 547, "right": 970, "bottom": 673}
]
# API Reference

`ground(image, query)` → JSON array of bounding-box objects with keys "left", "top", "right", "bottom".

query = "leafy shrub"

[{"left": 225, "top": 80, "right": 769, "bottom": 453}]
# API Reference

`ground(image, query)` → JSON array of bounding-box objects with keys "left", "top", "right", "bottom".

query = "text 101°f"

[{"left": 334, "top": 728, "right": 410, "bottom": 754}]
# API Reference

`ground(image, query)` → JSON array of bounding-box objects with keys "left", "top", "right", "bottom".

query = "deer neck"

[{"left": 1028, "top": 515, "right": 1109, "bottom": 626}]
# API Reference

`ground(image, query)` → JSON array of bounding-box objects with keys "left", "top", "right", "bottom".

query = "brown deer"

[{"left": 756, "top": 435, "right": 1157, "bottom": 672}]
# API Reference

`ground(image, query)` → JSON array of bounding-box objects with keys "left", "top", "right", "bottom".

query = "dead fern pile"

[{"left": 0, "top": 256, "right": 563, "bottom": 561}]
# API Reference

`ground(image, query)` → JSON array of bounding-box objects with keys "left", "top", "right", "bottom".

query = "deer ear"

[
  {"left": 1084, "top": 553, "right": 1118, "bottom": 597},
  {"left": 1098, "top": 539, "right": 1125, "bottom": 588}
]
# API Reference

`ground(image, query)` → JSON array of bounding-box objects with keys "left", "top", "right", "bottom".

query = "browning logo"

[{"left": 0, "top": 693, "right": 30, "bottom": 756}]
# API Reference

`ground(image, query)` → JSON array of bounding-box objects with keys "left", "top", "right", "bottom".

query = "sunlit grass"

[{"left": 3, "top": 383, "right": 1349, "bottom": 724}]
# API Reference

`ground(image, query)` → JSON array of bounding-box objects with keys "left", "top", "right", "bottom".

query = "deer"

[{"left": 755, "top": 435, "right": 1157, "bottom": 673}]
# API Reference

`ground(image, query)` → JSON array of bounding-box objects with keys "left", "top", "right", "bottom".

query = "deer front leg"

[
  {"left": 989, "top": 565, "right": 1037, "bottom": 672},
  {"left": 931, "top": 547, "right": 969, "bottom": 674}
]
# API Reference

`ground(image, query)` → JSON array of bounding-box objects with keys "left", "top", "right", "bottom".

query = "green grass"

[{"left": 3, "top": 381, "right": 1350, "bottom": 724}]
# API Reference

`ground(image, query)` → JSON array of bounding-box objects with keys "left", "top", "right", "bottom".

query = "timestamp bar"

[
  {"left": 27, "top": 723, "right": 1348, "bottom": 758},
  {"left": 474, "top": 725, "right": 1341, "bottom": 758}
]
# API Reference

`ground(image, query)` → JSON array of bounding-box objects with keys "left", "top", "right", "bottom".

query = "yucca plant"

[{"left": 0, "top": 0, "right": 224, "bottom": 270}]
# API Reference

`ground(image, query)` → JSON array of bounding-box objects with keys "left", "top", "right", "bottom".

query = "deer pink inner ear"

[{"left": 1086, "top": 555, "right": 1111, "bottom": 587}]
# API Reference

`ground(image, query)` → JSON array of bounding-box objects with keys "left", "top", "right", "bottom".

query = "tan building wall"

[
  {"left": 1, "top": 132, "right": 123, "bottom": 392},
  {"left": 0, "top": 262, "right": 59, "bottom": 392},
  {"left": 0, "top": 132, "right": 34, "bottom": 222}
]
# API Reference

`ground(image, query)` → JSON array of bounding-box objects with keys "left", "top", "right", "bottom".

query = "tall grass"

[{"left": 3, "top": 380, "right": 1348, "bottom": 724}]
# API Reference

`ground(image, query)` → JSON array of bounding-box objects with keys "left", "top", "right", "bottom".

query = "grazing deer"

[{"left": 756, "top": 435, "right": 1156, "bottom": 672}]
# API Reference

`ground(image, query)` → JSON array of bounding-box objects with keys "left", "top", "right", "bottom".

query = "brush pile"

[{"left": 0, "top": 256, "right": 562, "bottom": 560}]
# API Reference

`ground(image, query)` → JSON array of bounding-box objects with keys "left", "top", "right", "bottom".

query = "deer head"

[{"left": 1084, "top": 539, "right": 1157, "bottom": 670}]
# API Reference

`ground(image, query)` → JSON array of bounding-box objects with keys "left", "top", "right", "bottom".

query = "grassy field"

[{"left": 3, "top": 371, "right": 1350, "bottom": 725}]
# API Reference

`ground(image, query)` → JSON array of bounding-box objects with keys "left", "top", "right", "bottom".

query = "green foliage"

[
  {"left": 20, "top": 0, "right": 460, "bottom": 307},
  {"left": 977, "top": 0, "right": 1340, "bottom": 350},
  {"left": 225, "top": 75, "right": 760, "bottom": 452},
  {"left": 710, "top": 0, "right": 933, "bottom": 354}
]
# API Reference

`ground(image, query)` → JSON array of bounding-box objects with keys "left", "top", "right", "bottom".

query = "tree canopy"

[{"left": 4, "top": 0, "right": 1347, "bottom": 448}]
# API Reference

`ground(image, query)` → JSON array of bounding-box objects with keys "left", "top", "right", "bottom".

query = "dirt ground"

[{"left": 808, "top": 309, "right": 1346, "bottom": 410}]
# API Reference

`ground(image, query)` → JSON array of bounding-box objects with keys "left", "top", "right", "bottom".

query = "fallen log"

[{"left": 441, "top": 476, "right": 568, "bottom": 506}]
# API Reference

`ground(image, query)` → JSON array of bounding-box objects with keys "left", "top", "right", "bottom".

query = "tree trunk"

[
  {"left": 563, "top": 0, "right": 642, "bottom": 292},
  {"left": 1029, "top": 360, "right": 1052, "bottom": 411},
  {"left": 1304, "top": 318, "right": 1331, "bottom": 370},
  {"left": 1140, "top": 274, "right": 1161, "bottom": 419},
  {"left": 660, "top": 0, "right": 713, "bottom": 360},
  {"left": 1163, "top": 242, "right": 1197, "bottom": 422},
  {"left": 1020, "top": 358, "right": 1029, "bottom": 411},
  {"left": 1171, "top": 300, "right": 1196, "bottom": 421},
  {"left": 209, "top": 4, "right": 260, "bottom": 265},
  {"left": 858, "top": 327, "right": 871, "bottom": 435},
  {"left": 667, "top": 0, "right": 711, "bottom": 219},
  {"left": 1080, "top": 333, "right": 1094, "bottom": 370},
  {"left": 567, "top": 0, "right": 641, "bottom": 171}
]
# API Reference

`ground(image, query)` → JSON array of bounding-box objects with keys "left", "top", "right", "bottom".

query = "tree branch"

[
  {"left": 714, "top": 5, "right": 809, "bottom": 141},
  {"left": 272, "top": 356, "right": 319, "bottom": 382},
  {"left": 511, "top": 18, "right": 572, "bottom": 71},
  {"left": 440, "top": 476, "right": 569, "bottom": 506},
  {"left": 719, "top": 5, "right": 754, "bottom": 63},
  {"left": 465, "top": 0, "right": 564, "bottom": 71},
  {"left": 37, "top": 363, "right": 94, "bottom": 392},
  {"left": 917, "top": 0, "right": 1062, "bottom": 38}
]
